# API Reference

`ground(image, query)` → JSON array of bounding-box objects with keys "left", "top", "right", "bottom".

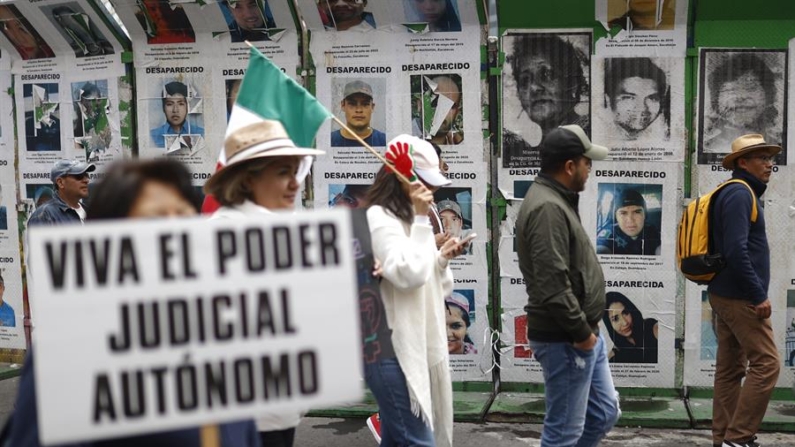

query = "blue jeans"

[
  {"left": 530, "top": 333, "right": 620, "bottom": 447},
  {"left": 365, "top": 358, "right": 435, "bottom": 447}
]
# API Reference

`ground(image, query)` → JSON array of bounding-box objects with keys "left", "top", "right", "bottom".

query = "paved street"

[
  {"left": 1, "top": 376, "right": 795, "bottom": 445},
  {"left": 295, "top": 417, "right": 795, "bottom": 446}
]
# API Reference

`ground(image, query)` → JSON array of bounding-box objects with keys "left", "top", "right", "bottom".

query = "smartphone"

[{"left": 456, "top": 232, "right": 477, "bottom": 247}]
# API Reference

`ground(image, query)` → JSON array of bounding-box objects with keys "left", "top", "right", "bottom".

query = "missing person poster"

[
  {"left": 697, "top": 48, "right": 788, "bottom": 166},
  {"left": 0, "top": 54, "right": 26, "bottom": 349},
  {"left": 499, "top": 308, "right": 544, "bottom": 383},
  {"left": 5, "top": 0, "right": 129, "bottom": 219},
  {"left": 27, "top": 210, "right": 363, "bottom": 445},
  {"left": 499, "top": 29, "right": 591, "bottom": 200},
  {"left": 600, "top": 271, "right": 675, "bottom": 387},
  {"left": 112, "top": 0, "right": 300, "bottom": 184},
  {"left": 580, "top": 160, "right": 682, "bottom": 274},
  {"left": 595, "top": 0, "right": 689, "bottom": 57},
  {"left": 304, "top": 0, "right": 483, "bottom": 208},
  {"left": 303, "top": 1, "right": 489, "bottom": 381},
  {"left": 591, "top": 56, "right": 685, "bottom": 161}
]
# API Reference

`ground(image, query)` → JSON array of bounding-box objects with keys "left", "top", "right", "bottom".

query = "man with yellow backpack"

[{"left": 685, "top": 134, "right": 781, "bottom": 447}]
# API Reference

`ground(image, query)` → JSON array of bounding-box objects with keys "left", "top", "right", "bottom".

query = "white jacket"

[{"left": 367, "top": 205, "right": 454, "bottom": 447}]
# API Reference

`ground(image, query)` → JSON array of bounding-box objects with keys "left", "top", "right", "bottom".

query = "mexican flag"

[{"left": 202, "top": 47, "right": 331, "bottom": 213}]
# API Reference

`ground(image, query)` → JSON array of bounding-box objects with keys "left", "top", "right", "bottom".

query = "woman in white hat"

[
  {"left": 364, "top": 135, "right": 462, "bottom": 447},
  {"left": 203, "top": 120, "right": 324, "bottom": 447}
]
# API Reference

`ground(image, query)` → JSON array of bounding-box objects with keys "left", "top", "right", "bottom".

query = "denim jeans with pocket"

[
  {"left": 529, "top": 332, "right": 620, "bottom": 447},
  {"left": 365, "top": 357, "right": 435, "bottom": 447}
]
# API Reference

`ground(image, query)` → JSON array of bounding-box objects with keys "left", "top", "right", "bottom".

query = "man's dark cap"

[
  {"left": 617, "top": 189, "right": 645, "bottom": 209},
  {"left": 540, "top": 125, "right": 608, "bottom": 162}
]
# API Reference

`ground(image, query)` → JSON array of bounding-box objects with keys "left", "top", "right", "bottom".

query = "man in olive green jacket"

[{"left": 516, "top": 125, "right": 619, "bottom": 447}]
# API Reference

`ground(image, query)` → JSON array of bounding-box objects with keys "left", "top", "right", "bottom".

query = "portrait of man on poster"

[
  {"left": 411, "top": 74, "right": 464, "bottom": 145},
  {"left": 596, "top": 186, "right": 662, "bottom": 256},
  {"left": 317, "top": 0, "right": 376, "bottom": 31},
  {"left": 601, "top": 57, "right": 670, "bottom": 143},
  {"left": 502, "top": 32, "right": 590, "bottom": 168},
  {"left": 701, "top": 51, "right": 785, "bottom": 162},
  {"left": 150, "top": 81, "right": 205, "bottom": 149},
  {"left": 219, "top": 0, "right": 277, "bottom": 42},
  {"left": 331, "top": 80, "right": 386, "bottom": 147}
]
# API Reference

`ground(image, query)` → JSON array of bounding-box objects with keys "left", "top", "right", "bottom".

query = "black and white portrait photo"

[
  {"left": 594, "top": 57, "right": 671, "bottom": 147},
  {"left": 502, "top": 31, "right": 591, "bottom": 168},
  {"left": 698, "top": 49, "right": 788, "bottom": 165}
]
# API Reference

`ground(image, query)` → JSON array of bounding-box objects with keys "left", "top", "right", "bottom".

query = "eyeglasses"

[
  {"left": 67, "top": 172, "right": 90, "bottom": 180},
  {"left": 746, "top": 155, "right": 776, "bottom": 164}
]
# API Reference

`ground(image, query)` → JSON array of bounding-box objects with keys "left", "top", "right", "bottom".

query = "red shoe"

[{"left": 366, "top": 413, "right": 382, "bottom": 444}]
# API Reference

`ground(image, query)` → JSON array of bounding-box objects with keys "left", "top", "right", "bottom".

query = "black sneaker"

[{"left": 722, "top": 438, "right": 760, "bottom": 447}]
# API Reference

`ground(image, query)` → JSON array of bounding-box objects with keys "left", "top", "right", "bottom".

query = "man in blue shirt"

[
  {"left": 708, "top": 134, "right": 781, "bottom": 447},
  {"left": 150, "top": 81, "right": 205, "bottom": 148},
  {"left": 0, "top": 271, "right": 14, "bottom": 327},
  {"left": 331, "top": 80, "right": 386, "bottom": 147},
  {"left": 28, "top": 159, "right": 95, "bottom": 226}
]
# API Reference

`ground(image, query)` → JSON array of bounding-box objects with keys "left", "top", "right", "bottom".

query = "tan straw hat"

[
  {"left": 204, "top": 120, "right": 324, "bottom": 194},
  {"left": 722, "top": 134, "right": 781, "bottom": 169}
]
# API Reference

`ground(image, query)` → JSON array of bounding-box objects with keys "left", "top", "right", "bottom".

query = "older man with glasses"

[
  {"left": 28, "top": 159, "right": 95, "bottom": 226},
  {"left": 708, "top": 134, "right": 781, "bottom": 447}
]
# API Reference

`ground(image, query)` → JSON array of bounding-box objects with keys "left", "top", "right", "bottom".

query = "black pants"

[{"left": 259, "top": 428, "right": 296, "bottom": 447}]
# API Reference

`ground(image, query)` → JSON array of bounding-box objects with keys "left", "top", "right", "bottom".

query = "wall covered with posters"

[{"left": 0, "top": 0, "right": 793, "bottom": 394}]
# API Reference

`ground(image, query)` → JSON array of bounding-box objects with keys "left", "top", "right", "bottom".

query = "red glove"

[{"left": 385, "top": 140, "right": 417, "bottom": 181}]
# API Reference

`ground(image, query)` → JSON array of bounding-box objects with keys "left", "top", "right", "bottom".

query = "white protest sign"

[{"left": 28, "top": 210, "right": 362, "bottom": 445}]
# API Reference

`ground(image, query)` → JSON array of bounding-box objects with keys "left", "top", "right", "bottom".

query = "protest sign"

[{"left": 28, "top": 209, "right": 362, "bottom": 445}]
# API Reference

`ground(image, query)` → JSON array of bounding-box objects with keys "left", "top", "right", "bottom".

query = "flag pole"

[
  {"left": 243, "top": 41, "right": 413, "bottom": 186},
  {"left": 200, "top": 425, "right": 220, "bottom": 447}
]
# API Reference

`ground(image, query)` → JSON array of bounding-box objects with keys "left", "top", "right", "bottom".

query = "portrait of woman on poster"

[
  {"left": 502, "top": 33, "right": 590, "bottom": 168},
  {"left": 702, "top": 52, "right": 784, "bottom": 156},
  {"left": 135, "top": 0, "right": 196, "bottom": 44},
  {"left": 602, "top": 292, "right": 658, "bottom": 364},
  {"left": 0, "top": 4, "right": 55, "bottom": 60},
  {"left": 403, "top": 0, "right": 462, "bottom": 32},
  {"left": 446, "top": 292, "right": 476, "bottom": 355}
]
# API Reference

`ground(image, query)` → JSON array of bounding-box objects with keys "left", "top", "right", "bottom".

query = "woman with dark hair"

[
  {"left": 405, "top": 0, "right": 461, "bottom": 32},
  {"left": 445, "top": 293, "right": 476, "bottom": 355},
  {"left": 87, "top": 159, "right": 200, "bottom": 220},
  {"left": 602, "top": 291, "right": 659, "bottom": 364},
  {"left": 4, "top": 159, "right": 260, "bottom": 446},
  {"left": 364, "top": 135, "right": 461, "bottom": 447}
]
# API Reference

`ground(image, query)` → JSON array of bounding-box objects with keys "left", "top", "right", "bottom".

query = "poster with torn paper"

[
  {"left": 697, "top": 48, "right": 788, "bottom": 166},
  {"left": 595, "top": 0, "right": 688, "bottom": 57},
  {"left": 591, "top": 56, "right": 685, "bottom": 161},
  {"left": 6, "top": 0, "right": 129, "bottom": 206},
  {"left": 0, "top": 54, "right": 25, "bottom": 349}
]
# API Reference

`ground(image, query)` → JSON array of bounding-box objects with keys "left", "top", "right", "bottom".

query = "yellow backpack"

[{"left": 677, "top": 179, "right": 758, "bottom": 284}]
